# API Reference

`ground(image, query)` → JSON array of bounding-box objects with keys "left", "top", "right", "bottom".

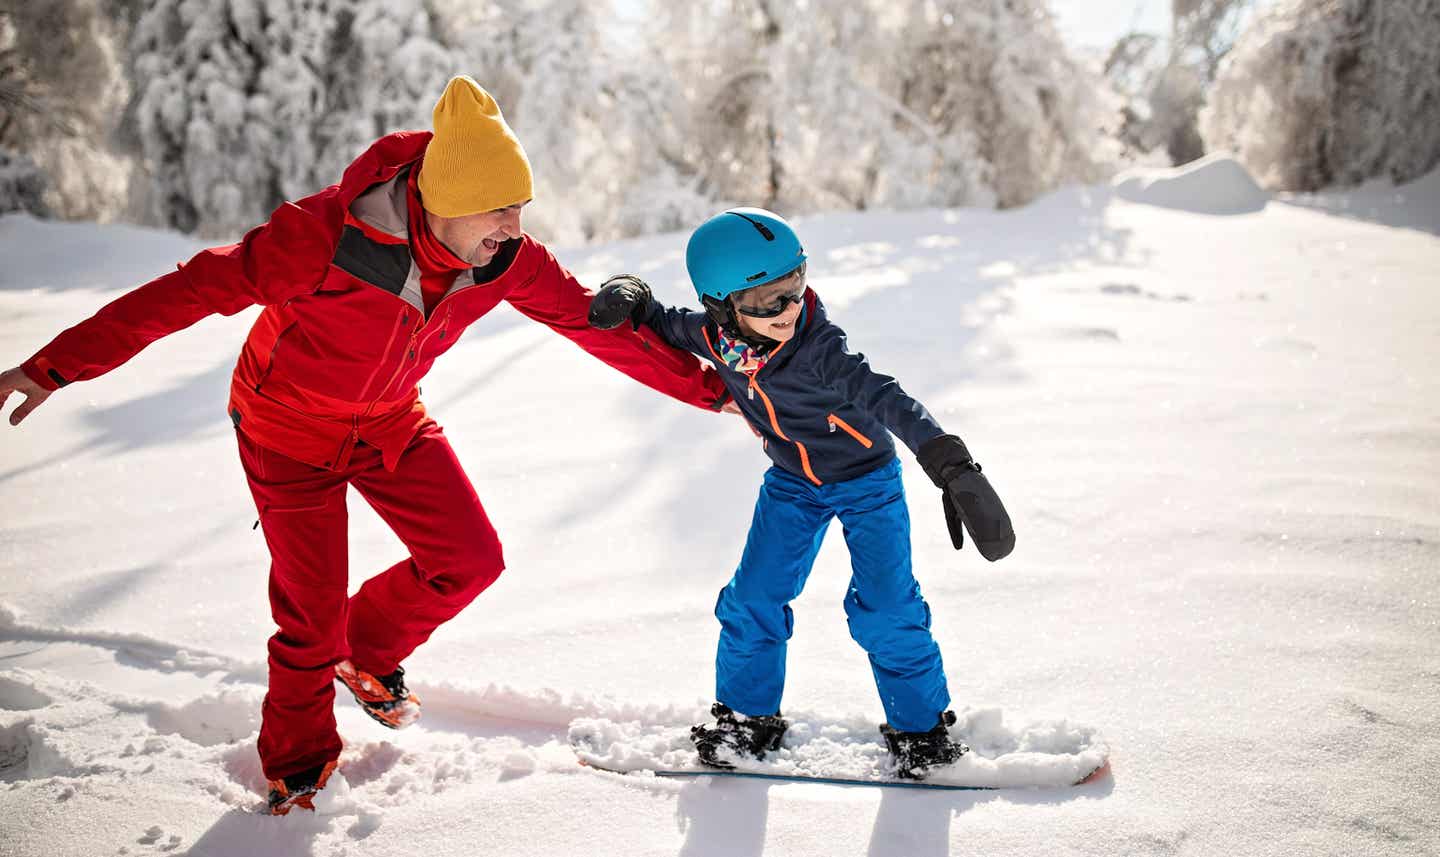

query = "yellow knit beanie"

[{"left": 417, "top": 76, "right": 534, "bottom": 217}]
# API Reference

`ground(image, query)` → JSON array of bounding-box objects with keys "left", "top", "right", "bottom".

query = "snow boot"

[
  {"left": 334, "top": 660, "right": 421, "bottom": 729},
  {"left": 690, "top": 702, "right": 788, "bottom": 768},
  {"left": 880, "top": 710, "right": 969, "bottom": 779},
  {"left": 266, "top": 759, "right": 337, "bottom": 815}
]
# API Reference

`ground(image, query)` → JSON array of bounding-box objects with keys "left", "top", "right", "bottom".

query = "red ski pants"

[{"left": 238, "top": 421, "right": 504, "bottom": 780}]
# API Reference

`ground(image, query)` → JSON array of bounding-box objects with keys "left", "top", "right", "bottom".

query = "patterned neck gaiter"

[
  {"left": 714, "top": 305, "right": 804, "bottom": 375},
  {"left": 714, "top": 329, "right": 770, "bottom": 375}
]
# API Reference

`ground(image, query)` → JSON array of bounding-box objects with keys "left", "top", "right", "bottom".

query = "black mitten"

[
  {"left": 588, "top": 274, "right": 653, "bottom": 331},
  {"left": 917, "top": 434, "right": 1015, "bottom": 561}
]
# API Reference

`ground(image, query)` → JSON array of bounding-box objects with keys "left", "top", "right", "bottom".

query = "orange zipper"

[
  {"left": 748, "top": 374, "right": 821, "bottom": 486},
  {"left": 827, "top": 413, "right": 874, "bottom": 448},
  {"left": 703, "top": 329, "right": 820, "bottom": 485}
]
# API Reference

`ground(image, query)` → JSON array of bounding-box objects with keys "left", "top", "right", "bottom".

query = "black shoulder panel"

[
  {"left": 333, "top": 226, "right": 411, "bottom": 296},
  {"left": 472, "top": 238, "right": 522, "bottom": 284}
]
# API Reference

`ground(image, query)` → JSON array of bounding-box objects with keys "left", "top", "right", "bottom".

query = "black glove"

[
  {"left": 588, "top": 274, "right": 653, "bottom": 331},
  {"left": 917, "top": 434, "right": 1015, "bottom": 561}
]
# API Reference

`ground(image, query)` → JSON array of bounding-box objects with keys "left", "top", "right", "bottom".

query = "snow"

[
  {"left": 1112, "top": 153, "right": 1269, "bottom": 214},
  {"left": 2, "top": 171, "right": 1439, "bottom": 855},
  {"left": 1281, "top": 168, "right": 1440, "bottom": 237}
]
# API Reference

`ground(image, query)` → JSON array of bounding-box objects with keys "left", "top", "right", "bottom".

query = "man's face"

[
  {"left": 732, "top": 267, "right": 806, "bottom": 343},
  {"left": 426, "top": 202, "right": 529, "bottom": 266}
]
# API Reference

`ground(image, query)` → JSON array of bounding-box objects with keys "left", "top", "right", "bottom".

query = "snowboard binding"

[
  {"left": 690, "top": 702, "right": 789, "bottom": 768},
  {"left": 880, "top": 710, "right": 969, "bottom": 779}
]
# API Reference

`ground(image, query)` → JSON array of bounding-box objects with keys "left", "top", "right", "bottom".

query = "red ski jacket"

[{"left": 21, "top": 131, "right": 728, "bottom": 470}]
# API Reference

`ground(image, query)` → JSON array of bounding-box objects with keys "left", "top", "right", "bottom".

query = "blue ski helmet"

[{"left": 686, "top": 208, "right": 806, "bottom": 303}]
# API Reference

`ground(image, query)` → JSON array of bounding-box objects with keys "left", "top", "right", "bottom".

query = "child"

[{"left": 588, "top": 208, "right": 1015, "bottom": 778}]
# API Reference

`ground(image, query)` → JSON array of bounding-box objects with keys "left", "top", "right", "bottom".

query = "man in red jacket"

[{"left": 0, "top": 76, "right": 729, "bottom": 815}]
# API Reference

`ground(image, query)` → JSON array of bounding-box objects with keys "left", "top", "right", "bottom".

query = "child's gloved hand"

[
  {"left": 588, "top": 275, "right": 653, "bottom": 331},
  {"left": 917, "top": 435, "right": 1015, "bottom": 561}
]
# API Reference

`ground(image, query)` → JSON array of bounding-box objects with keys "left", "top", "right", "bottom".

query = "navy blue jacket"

[{"left": 643, "top": 289, "right": 946, "bottom": 484}]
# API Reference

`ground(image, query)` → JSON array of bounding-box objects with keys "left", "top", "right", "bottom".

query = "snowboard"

[
  {"left": 569, "top": 706, "right": 1110, "bottom": 791},
  {"left": 576, "top": 757, "right": 1111, "bottom": 791}
]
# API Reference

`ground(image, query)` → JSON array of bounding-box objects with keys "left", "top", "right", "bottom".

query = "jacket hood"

[{"left": 338, "top": 131, "right": 434, "bottom": 198}]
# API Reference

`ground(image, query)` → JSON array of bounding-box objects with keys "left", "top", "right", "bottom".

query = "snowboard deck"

[
  {"left": 569, "top": 706, "right": 1112, "bottom": 792},
  {"left": 578, "top": 757, "right": 1111, "bottom": 791}
]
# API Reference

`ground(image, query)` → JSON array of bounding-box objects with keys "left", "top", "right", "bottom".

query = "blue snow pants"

[{"left": 714, "top": 457, "right": 951, "bottom": 732}]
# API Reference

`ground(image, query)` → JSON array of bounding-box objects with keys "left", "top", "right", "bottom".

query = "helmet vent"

[
  {"left": 730, "top": 212, "right": 776, "bottom": 241},
  {"left": 745, "top": 270, "right": 769, "bottom": 282}
]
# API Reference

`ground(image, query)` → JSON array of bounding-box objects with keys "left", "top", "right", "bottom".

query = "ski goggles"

[{"left": 732, "top": 264, "right": 807, "bottom": 318}]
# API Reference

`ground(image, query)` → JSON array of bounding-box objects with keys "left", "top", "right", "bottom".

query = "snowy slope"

[{"left": 1, "top": 171, "right": 1438, "bottom": 856}]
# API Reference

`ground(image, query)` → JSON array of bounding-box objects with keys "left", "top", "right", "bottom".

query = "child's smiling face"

[{"left": 732, "top": 267, "right": 806, "bottom": 343}]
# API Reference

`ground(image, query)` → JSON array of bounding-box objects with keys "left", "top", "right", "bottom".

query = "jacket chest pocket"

[{"left": 827, "top": 413, "right": 874, "bottom": 448}]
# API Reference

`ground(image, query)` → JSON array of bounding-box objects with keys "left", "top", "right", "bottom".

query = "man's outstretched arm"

[
  {"left": 505, "top": 242, "right": 730, "bottom": 411},
  {"left": 3, "top": 193, "right": 341, "bottom": 423}
]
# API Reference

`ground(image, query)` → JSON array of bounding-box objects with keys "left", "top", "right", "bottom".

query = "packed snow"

[{"left": 2, "top": 170, "right": 1438, "bottom": 856}]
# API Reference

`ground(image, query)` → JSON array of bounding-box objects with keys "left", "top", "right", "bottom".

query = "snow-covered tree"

[
  {"left": 1107, "top": 0, "right": 1253, "bottom": 165},
  {"left": 1200, "top": 0, "right": 1440, "bottom": 190},
  {"left": 0, "top": 0, "right": 138, "bottom": 221},
  {"left": 643, "top": 1, "right": 789, "bottom": 212},
  {"left": 12, "top": 0, "right": 1135, "bottom": 242},
  {"left": 129, "top": 0, "right": 461, "bottom": 237},
  {"left": 888, "top": 0, "right": 1121, "bottom": 208},
  {"left": 648, "top": 0, "right": 1119, "bottom": 215},
  {"left": 0, "top": 147, "right": 49, "bottom": 216}
]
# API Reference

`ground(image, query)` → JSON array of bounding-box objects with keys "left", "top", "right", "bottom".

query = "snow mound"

[
  {"left": 1113, "top": 154, "right": 1269, "bottom": 214},
  {"left": 570, "top": 706, "right": 1108, "bottom": 790}
]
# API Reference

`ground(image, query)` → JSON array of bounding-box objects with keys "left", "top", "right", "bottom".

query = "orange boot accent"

[
  {"left": 334, "top": 660, "right": 422, "bottom": 729},
  {"left": 266, "top": 759, "right": 337, "bottom": 816}
]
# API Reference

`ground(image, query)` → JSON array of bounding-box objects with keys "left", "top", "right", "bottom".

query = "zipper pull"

[
  {"left": 747, "top": 386, "right": 755, "bottom": 401},
  {"left": 828, "top": 417, "right": 836, "bottom": 433}
]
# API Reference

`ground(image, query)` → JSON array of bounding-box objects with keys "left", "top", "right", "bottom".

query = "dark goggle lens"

[{"left": 733, "top": 266, "right": 806, "bottom": 318}]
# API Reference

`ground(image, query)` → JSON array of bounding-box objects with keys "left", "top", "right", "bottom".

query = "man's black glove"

[
  {"left": 588, "top": 274, "right": 653, "bottom": 331},
  {"left": 917, "top": 434, "right": 1015, "bottom": 561}
]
